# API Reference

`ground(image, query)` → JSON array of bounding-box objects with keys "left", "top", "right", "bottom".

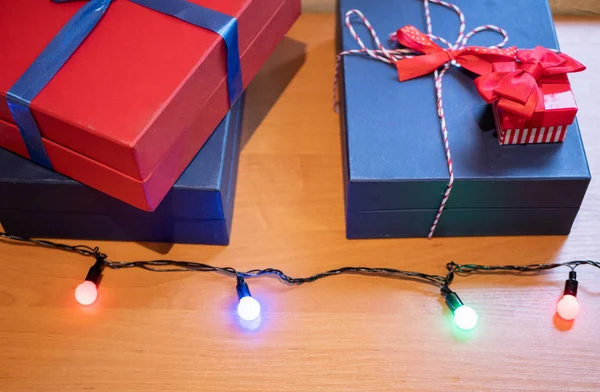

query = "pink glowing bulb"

[
  {"left": 556, "top": 294, "right": 579, "bottom": 321},
  {"left": 75, "top": 281, "right": 98, "bottom": 306}
]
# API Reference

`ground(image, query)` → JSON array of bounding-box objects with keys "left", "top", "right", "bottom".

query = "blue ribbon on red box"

[{"left": 6, "top": 0, "right": 243, "bottom": 169}]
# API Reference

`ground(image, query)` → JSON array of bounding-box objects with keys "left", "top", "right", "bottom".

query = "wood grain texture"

[{"left": 1, "top": 14, "right": 600, "bottom": 392}]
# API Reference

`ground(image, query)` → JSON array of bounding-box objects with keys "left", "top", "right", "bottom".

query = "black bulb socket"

[
  {"left": 85, "top": 258, "right": 105, "bottom": 286},
  {"left": 236, "top": 276, "right": 251, "bottom": 300},
  {"left": 563, "top": 270, "right": 578, "bottom": 297},
  {"left": 441, "top": 286, "right": 464, "bottom": 313}
]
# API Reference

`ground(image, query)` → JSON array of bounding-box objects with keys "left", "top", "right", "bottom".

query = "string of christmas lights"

[{"left": 1, "top": 231, "right": 598, "bottom": 330}]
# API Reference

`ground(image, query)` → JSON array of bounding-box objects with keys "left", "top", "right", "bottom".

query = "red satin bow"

[
  {"left": 394, "top": 25, "right": 518, "bottom": 81},
  {"left": 474, "top": 46, "right": 586, "bottom": 119}
]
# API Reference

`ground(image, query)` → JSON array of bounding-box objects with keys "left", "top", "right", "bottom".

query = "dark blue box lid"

[
  {"left": 0, "top": 95, "right": 245, "bottom": 221},
  {"left": 338, "top": 0, "right": 591, "bottom": 212}
]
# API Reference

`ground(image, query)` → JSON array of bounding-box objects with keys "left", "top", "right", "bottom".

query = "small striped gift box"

[
  {"left": 489, "top": 60, "right": 579, "bottom": 146},
  {"left": 493, "top": 107, "right": 569, "bottom": 145}
]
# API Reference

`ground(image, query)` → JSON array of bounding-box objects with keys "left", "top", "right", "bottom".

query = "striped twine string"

[{"left": 335, "top": 0, "right": 509, "bottom": 238}]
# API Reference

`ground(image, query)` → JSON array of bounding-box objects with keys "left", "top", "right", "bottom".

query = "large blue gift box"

[
  {"left": 338, "top": 0, "right": 591, "bottom": 238},
  {"left": 0, "top": 96, "right": 244, "bottom": 245}
]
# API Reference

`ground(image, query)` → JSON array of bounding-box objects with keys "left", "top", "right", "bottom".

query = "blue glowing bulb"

[{"left": 237, "top": 296, "right": 261, "bottom": 321}]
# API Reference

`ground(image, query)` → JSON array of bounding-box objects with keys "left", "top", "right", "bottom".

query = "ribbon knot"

[
  {"left": 444, "top": 48, "right": 457, "bottom": 62},
  {"left": 474, "top": 46, "right": 585, "bottom": 119},
  {"left": 520, "top": 58, "right": 544, "bottom": 80},
  {"left": 394, "top": 25, "right": 517, "bottom": 81}
]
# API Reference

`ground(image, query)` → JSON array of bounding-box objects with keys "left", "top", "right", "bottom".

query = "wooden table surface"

[{"left": 1, "top": 14, "right": 600, "bottom": 392}]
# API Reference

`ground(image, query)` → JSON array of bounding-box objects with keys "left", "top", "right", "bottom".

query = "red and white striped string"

[{"left": 335, "top": 0, "right": 509, "bottom": 238}]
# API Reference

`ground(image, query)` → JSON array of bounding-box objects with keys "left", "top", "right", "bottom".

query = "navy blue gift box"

[
  {"left": 0, "top": 96, "right": 244, "bottom": 245},
  {"left": 337, "top": 0, "right": 591, "bottom": 238}
]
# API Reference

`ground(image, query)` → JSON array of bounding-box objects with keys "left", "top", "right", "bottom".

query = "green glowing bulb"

[{"left": 454, "top": 305, "right": 478, "bottom": 331}]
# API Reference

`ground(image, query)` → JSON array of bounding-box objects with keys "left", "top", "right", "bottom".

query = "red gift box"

[
  {"left": 483, "top": 59, "right": 580, "bottom": 145},
  {"left": 0, "top": 0, "right": 300, "bottom": 211}
]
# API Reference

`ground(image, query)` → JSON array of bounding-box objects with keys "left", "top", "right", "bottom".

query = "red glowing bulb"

[
  {"left": 556, "top": 294, "right": 579, "bottom": 321},
  {"left": 75, "top": 281, "right": 98, "bottom": 306}
]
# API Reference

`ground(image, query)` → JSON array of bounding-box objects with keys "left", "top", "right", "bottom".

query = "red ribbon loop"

[
  {"left": 394, "top": 25, "right": 518, "bottom": 81},
  {"left": 474, "top": 46, "right": 586, "bottom": 119}
]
